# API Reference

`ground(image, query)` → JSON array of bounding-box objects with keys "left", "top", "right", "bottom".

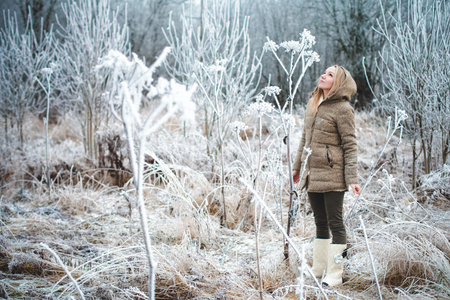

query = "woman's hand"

[
  {"left": 350, "top": 183, "right": 361, "bottom": 195},
  {"left": 293, "top": 170, "right": 300, "bottom": 184}
]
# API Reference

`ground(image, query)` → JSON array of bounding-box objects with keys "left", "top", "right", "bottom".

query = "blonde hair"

[{"left": 306, "top": 65, "right": 348, "bottom": 115}]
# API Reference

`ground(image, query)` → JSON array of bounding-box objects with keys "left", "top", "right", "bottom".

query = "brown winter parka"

[{"left": 293, "top": 74, "right": 358, "bottom": 193}]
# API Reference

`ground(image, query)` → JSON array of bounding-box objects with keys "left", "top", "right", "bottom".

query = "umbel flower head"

[
  {"left": 280, "top": 40, "right": 302, "bottom": 54},
  {"left": 396, "top": 108, "right": 408, "bottom": 123},
  {"left": 281, "top": 113, "right": 296, "bottom": 127},
  {"left": 264, "top": 86, "right": 281, "bottom": 97},
  {"left": 305, "top": 50, "right": 320, "bottom": 63},
  {"left": 40, "top": 67, "right": 53, "bottom": 77},
  {"left": 263, "top": 38, "right": 279, "bottom": 52},
  {"left": 228, "top": 121, "right": 248, "bottom": 134},
  {"left": 206, "top": 59, "right": 228, "bottom": 73},
  {"left": 243, "top": 99, "right": 274, "bottom": 118},
  {"left": 264, "top": 29, "right": 317, "bottom": 55},
  {"left": 300, "top": 29, "right": 316, "bottom": 48}
]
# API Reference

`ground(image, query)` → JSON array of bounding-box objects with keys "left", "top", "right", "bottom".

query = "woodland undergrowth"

[{"left": 0, "top": 107, "right": 448, "bottom": 300}]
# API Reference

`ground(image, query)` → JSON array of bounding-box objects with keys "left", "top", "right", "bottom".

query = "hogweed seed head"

[
  {"left": 207, "top": 64, "right": 226, "bottom": 73},
  {"left": 40, "top": 67, "right": 53, "bottom": 77},
  {"left": 264, "top": 86, "right": 281, "bottom": 97},
  {"left": 255, "top": 94, "right": 264, "bottom": 102},
  {"left": 264, "top": 37, "right": 279, "bottom": 52},
  {"left": 280, "top": 40, "right": 302, "bottom": 54},
  {"left": 243, "top": 101, "right": 274, "bottom": 117},
  {"left": 305, "top": 50, "right": 320, "bottom": 63},
  {"left": 300, "top": 29, "right": 316, "bottom": 48},
  {"left": 396, "top": 108, "right": 408, "bottom": 124},
  {"left": 228, "top": 121, "right": 248, "bottom": 134},
  {"left": 281, "top": 113, "right": 296, "bottom": 127},
  {"left": 216, "top": 58, "right": 228, "bottom": 65}
]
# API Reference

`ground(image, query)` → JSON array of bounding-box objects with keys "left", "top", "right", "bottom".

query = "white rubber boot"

[
  {"left": 305, "top": 238, "right": 331, "bottom": 279},
  {"left": 322, "top": 244, "right": 347, "bottom": 286}
]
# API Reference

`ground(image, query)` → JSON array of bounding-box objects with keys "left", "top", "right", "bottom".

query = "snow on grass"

[{"left": 0, "top": 110, "right": 449, "bottom": 299}]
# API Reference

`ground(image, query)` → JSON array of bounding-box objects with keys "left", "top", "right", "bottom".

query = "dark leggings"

[{"left": 308, "top": 191, "right": 346, "bottom": 244}]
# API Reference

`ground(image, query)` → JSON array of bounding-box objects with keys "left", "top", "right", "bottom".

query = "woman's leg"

[
  {"left": 323, "top": 191, "right": 346, "bottom": 244},
  {"left": 308, "top": 192, "right": 330, "bottom": 239},
  {"left": 321, "top": 191, "right": 346, "bottom": 286}
]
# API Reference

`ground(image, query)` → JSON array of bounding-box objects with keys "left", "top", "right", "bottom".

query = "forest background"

[{"left": 0, "top": 0, "right": 448, "bottom": 299}]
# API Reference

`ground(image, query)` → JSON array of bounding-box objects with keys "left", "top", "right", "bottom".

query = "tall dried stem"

[
  {"left": 263, "top": 31, "right": 319, "bottom": 259},
  {"left": 97, "top": 48, "right": 196, "bottom": 299}
]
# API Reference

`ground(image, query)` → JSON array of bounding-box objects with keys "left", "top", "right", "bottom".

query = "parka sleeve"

[
  {"left": 292, "top": 124, "right": 306, "bottom": 171},
  {"left": 336, "top": 104, "right": 358, "bottom": 186}
]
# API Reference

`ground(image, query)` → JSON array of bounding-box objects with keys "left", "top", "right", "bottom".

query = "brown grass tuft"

[
  {"left": 8, "top": 252, "right": 66, "bottom": 276},
  {"left": 349, "top": 222, "right": 450, "bottom": 289}
]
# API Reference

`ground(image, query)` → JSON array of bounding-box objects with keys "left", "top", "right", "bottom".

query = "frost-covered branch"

[
  {"left": 376, "top": 0, "right": 450, "bottom": 186},
  {"left": 97, "top": 49, "right": 196, "bottom": 300},
  {"left": 346, "top": 107, "right": 407, "bottom": 221},
  {"left": 263, "top": 29, "right": 319, "bottom": 259},
  {"left": 164, "top": 0, "right": 263, "bottom": 144},
  {"left": 56, "top": 0, "right": 129, "bottom": 160},
  {"left": 163, "top": 0, "right": 263, "bottom": 227},
  {"left": 240, "top": 178, "right": 329, "bottom": 300},
  {"left": 0, "top": 10, "right": 56, "bottom": 145},
  {"left": 41, "top": 243, "right": 86, "bottom": 300}
]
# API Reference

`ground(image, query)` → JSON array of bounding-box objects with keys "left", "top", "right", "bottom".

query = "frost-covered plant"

[
  {"left": 350, "top": 221, "right": 450, "bottom": 290},
  {"left": 419, "top": 163, "right": 450, "bottom": 201},
  {"left": 376, "top": 0, "right": 450, "bottom": 187},
  {"left": 230, "top": 96, "right": 277, "bottom": 225},
  {"left": 346, "top": 107, "right": 407, "bottom": 222},
  {"left": 163, "top": 1, "right": 263, "bottom": 226},
  {"left": 230, "top": 89, "right": 313, "bottom": 296},
  {"left": 96, "top": 48, "right": 196, "bottom": 300},
  {"left": 240, "top": 179, "right": 329, "bottom": 299},
  {"left": 263, "top": 30, "right": 319, "bottom": 259},
  {"left": 36, "top": 65, "right": 58, "bottom": 193},
  {"left": 0, "top": 10, "right": 56, "bottom": 146},
  {"left": 56, "top": 0, "right": 129, "bottom": 160},
  {"left": 164, "top": 0, "right": 262, "bottom": 148}
]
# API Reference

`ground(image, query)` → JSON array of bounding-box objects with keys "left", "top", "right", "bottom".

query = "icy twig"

[
  {"left": 240, "top": 178, "right": 329, "bottom": 300},
  {"left": 97, "top": 48, "right": 196, "bottom": 300},
  {"left": 41, "top": 243, "right": 86, "bottom": 300},
  {"left": 359, "top": 216, "right": 382, "bottom": 300},
  {"left": 263, "top": 32, "right": 319, "bottom": 259},
  {"left": 346, "top": 107, "right": 407, "bottom": 221},
  {"left": 297, "top": 243, "right": 306, "bottom": 299}
]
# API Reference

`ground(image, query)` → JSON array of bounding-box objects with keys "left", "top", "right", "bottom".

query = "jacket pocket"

[{"left": 326, "top": 145, "right": 333, "bottom": 168}]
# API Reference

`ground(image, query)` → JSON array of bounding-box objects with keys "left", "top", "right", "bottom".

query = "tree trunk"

[{"left": 442, "top": 131, "right": 449, "bottom": 165}]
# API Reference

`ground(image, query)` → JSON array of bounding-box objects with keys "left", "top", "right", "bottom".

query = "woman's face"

[{"left": 318, "top": 66, "right": 336, "bottom": 96}]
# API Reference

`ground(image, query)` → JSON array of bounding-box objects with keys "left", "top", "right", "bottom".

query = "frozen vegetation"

[{"left": 0, "top": 0, "right": 449, "bottom": 299}]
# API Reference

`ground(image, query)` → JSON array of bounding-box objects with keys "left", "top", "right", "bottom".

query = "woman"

[{"left": 292, "top": 65, "right": 361, "bottom": 287}]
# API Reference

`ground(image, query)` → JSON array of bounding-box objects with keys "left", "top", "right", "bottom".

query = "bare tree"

[
  {"left": 56, "top": 0, "right": 129, "bottom": 160},
  {"left": 318, "top": 0, "right": 395, "bottom": 107},
  {"left": 376, "top": 0, "right": 450, "bottom": 187},
  {"left": 15, "top": 0, "right": 60, "bottom": 34},
  {"left": 163, "top": 0, "right": 263, "bottom": 226},
  {"left": 113, "top": 0, "right": 187, "bottom": 65},
  {"left": 0, "top": 10, "right": 56, "bottom": 145}
]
